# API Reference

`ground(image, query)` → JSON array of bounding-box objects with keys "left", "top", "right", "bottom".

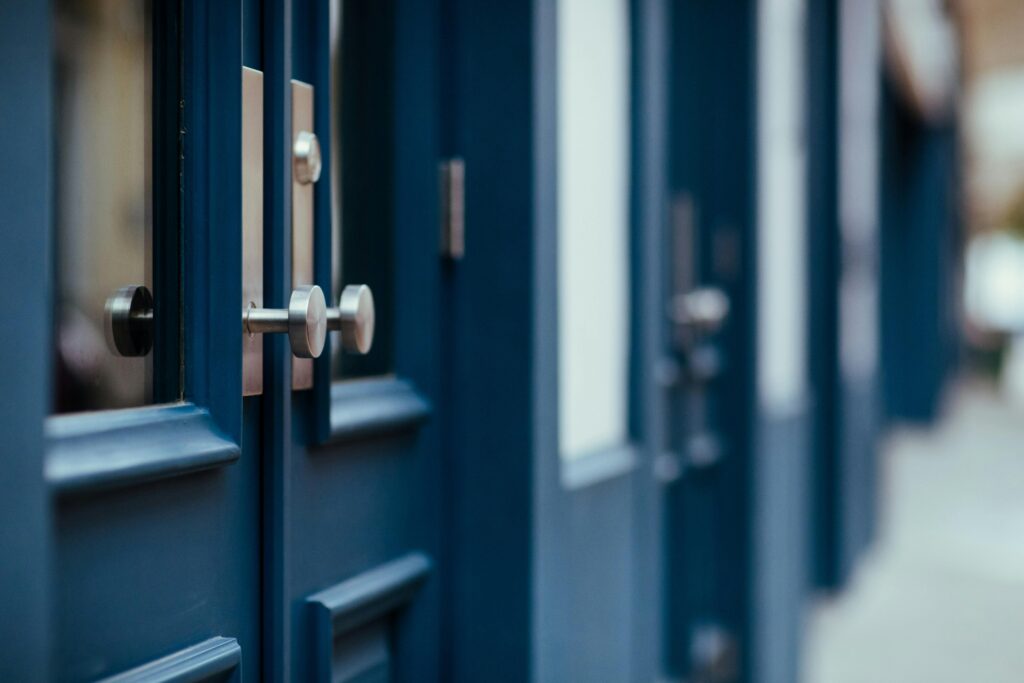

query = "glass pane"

[
  {"left": 330, "top": 0, "right": 394, "bottom": 380},
  {"left": 52, "top": 0, "right": 152, "bottom": 413},
  {"left": 557, "top": 0, "right": 632, "bottom": 458},
  {"left": 757, "top": 0, "right": 808, "bottom": 412}
]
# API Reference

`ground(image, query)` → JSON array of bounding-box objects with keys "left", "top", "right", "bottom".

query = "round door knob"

[
  {"left": 293, "top": 130, "right": 322, "bottom": 184},
  {"left": 328, "top": 284, "right": 375, "bottom": 354},
  {"left": 670, "top": 287, "right": 730, "bottom": 335},
  {"left": 104, "top": 284, "right": 154, "bottom": 357},
  {"left": 244, "top": 285, "right": 327, "bottom": 359}
]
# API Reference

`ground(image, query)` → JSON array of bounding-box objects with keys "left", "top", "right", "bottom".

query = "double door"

[
  {"left": 5, "top": 0, "right": 440, "bottom": 680},
  {"left": 1, "top": 0, "right": 676, "bottom": 681}
]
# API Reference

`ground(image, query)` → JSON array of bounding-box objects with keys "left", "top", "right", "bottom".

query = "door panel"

[
  {"left": 807, "top": 0, "right": 884, "bottom": 595},
  {"left": 53, "top": 470, "right": 257, "bottom": 679},
  {"left": 272, "top": 0, "right": 443, "bottom": 680},
  {"left": 666, "top": 2, "right": 818, "bottom": 682},
  {"left": 42, "top": 1, "right": 259, "bottom": 679},
  {"left": 443, "top": 0, "right": 668, "bottom": 680},
  {"left": 553, "top": 3, "right": 640, "bottom": 675},
  {"left": 666, "top": 1, "right": 757, "bottom": 680}
]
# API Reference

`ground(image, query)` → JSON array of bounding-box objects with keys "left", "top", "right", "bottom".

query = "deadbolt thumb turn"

[{"left": 244, "top": 285, "right": 327, "bottom": 359}]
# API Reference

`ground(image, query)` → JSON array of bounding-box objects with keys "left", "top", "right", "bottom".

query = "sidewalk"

[{"left": 803, "top": 381, "right": 1024, "bottom": 683}]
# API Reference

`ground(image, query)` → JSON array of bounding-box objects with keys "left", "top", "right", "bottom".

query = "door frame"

[
  {"left": 21, "top": 1, "right": 254, "bottom": 678},
  {"left": 441, "top": 0, "right": 669, "bottom": 680},
  {"left": 0, "top": 3, "right": 51, "bottom": 680}
]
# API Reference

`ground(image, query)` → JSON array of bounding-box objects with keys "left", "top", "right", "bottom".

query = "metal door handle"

[
  {"left": 328, "top": 284, "right": 375, "bottom": 354},
  {"left": 293, "top": 130, "right": 322, "bottom": 185},
  {"left": 244, "top": 284, "right": 327, "bottom": 359},
  {"left": 105, "top": 285, "right": 154, "bottom": 357},
  {"left": 109, "top": 282, "right": 351, "bottom": 362},
  {"left": 670, "top": 287, "right": 730, "bottom": 336}
]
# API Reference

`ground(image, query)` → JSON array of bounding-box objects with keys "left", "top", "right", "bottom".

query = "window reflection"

[
  {"left": 330, "top": 0, "right": 395, "bottom": 380},
  {"left": 53, "top": 0, "right": 152, "bottom": 413}
]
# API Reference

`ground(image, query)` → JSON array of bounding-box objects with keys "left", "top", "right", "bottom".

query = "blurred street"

[{"left": 804, "top": 380, "right": 1024, "bottom": 683}]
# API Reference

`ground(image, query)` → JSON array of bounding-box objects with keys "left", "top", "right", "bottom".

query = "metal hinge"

[{"left": 440, "top": 158, "right": 465, "bottom": 260}]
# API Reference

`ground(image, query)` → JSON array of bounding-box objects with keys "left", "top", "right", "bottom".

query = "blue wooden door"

[
  {"left": 261, "top": 0, "right": 442, "bottom": 680},
  {"left": 27, "top": 0, "right": 259, "bottom": 679},
  {"left": 807, "top": 0, "right": 884, "bottom": 593},
  {"left": 0, "top": 0, "right": 442, "bottom": 680},
  {"left": 666, "top": 1, "right": 816, "bottom": 682},
  {"left": 436, "top": 1, "right": 670, "bottom": 681},
  {"left": 666, "top": 2, "right": 758, "bottom": 678}
]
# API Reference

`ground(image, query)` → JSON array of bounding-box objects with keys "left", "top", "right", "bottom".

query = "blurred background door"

[
  {"left": 665, "top": 1, "right": 818, "bottom": 682},
  {"left": 439, "top": 0, "right": 670, "bottom": 680}
]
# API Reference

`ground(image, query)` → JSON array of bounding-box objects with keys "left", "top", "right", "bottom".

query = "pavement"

[{"left": 802, "top": 380, "right": 1024, "bottom": 683}]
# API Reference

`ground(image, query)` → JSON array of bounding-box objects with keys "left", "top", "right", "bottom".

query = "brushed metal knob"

[
  {"left": 105, "top": 284, "right": 154, "bottom": 357},
  {"left": 293, "top": 130, "right": 322, "bottom": 184},
  {"left": 328, "top": 284, "right": 375, "bottom": 354},
  {"left": 670, "top": 287, "right": 730, "bottom": 335},
  {"left": 244, "top": 285, "right": 327, "bottom": 359}
]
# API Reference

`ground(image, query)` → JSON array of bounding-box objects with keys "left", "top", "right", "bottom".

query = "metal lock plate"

[
  {"left": 242, "top": 66, "right": 264, "bottom": 396},
  {"left": 240, "top": 72, "right": 319, "bottom": 395},
  {"left": 291, "top": 79, "right": 315, "bottom": 391},
  {"left": 440, "top": 158, "right": 465, "bottom": 259}
]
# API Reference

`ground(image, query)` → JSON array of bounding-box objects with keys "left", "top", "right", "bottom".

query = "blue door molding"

[{"left": 0, "top": 2, "right": 52, "bottom": 679}]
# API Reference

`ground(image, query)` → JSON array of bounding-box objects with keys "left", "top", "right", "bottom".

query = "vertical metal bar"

[
  {"left": 671, "top": 191, "right": 697, "bottom": 351},
  {"left": 440, "top": 158, "right": 465, "bottom": 260},
  {"left": 672, "top": 192, "right": 697, "bottom": 294},
  {"left": 291, "top": 80, "right": 315, "bottom": 390},
  {"left": 242, "top": 67, "right": 265, "bottom": 396}
]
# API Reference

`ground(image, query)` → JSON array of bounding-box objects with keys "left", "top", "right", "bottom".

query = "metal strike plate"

[
  {"left": 670, "top": 192, "right": 697, "bottom": 352},
  {"left": 242, "top": 67, "right": 264, "bottom": 396},
  {"left": 291, "top": 80, "right": 315, "bottom": 391},
  {"left": 440, "top": 158, "right": 465, "bottom": 259}
]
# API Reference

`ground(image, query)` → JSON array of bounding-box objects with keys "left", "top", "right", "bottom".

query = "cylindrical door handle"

[
  {"left": 670, "top": 287, "right": 730, "bottom": 335},
  {"left": 328, "top": 284, "right": 375, "bottom": 355},
  {"left": 244, "top": 284, "right": 327, "bottom": 359},
  {"left": 105, "top": 284, "right": 154, "bottom": 357},
  {"left": 109, "top": 283, "right": 366, "bottom": 361},
  {"left": 293, "top": 130, "right": 322, "bottom": 184}
]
